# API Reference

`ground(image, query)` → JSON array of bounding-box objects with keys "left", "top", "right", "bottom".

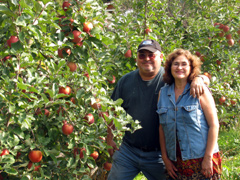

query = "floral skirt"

[{"left": 167, "top": 142, "right": 222, "bottom": 180}]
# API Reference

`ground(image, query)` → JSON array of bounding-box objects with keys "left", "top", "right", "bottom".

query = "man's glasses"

[{"left": 138, "top": 53, "right": 156, "bottom": 59}]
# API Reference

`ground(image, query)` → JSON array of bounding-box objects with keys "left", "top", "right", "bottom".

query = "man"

[{"left": 107, "top": 39, "right": 206, "bottom": 180}]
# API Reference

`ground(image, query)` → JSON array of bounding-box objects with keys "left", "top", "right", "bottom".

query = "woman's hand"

[
  {"left": 201, "top": 156, "right": 213, "bottom": 178},
  {"left": 163, "top": 157, "right": 178, "bottom": 179}
]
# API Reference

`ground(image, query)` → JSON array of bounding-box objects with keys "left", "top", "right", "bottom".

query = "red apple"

[
  {"left": 200, "top": 55, "right": 205, "bottom": 62},
  {"left": 83, "top": 22, "right": 93, "bottom": 33},
  {"left": 216, "top": 60, "right": 221, "bottom": 65},
  {"left": 27, "top": 161, "right": 33, "bottom": 169},
  {"left": 214, "top": 22, "right": 220, "bottom": 27},
  {"left": 84, "top": 72, "right": 90, "bottom": 79},
  {"left": 16, "top": 151, "right": 21, "bottom": 159},
  {"left": 73, "top": 147, "right": 86, "bottom": 159},
  {"left": 124, "top": 49, "right": 132, "bottom": 58},
  {"left": 237, "top": 29, "right": 240, "bottom": 35},
  {"left": 219, "top": 24, "right": 224, "bottom": 29},
  {"left": 203, "top": 72, "right": 211, "bottom": 80},
  {"left": 67, "top": 62, "right": 77, "bottom": 72},
  {"left": 219, "top": 96, "right": 226, "bottom": 104},
  {"left": 218, "top": 32, "right": 224, "bottom": 37},
  {"left": 34, "top": 165, "right": 41, "bottom": 171},
  {"left": 103, "top": 162, "right": 112, "bottom": 171},
  {"left": 75, "top": 41, "right": 83, "bottom": 46},
  {"left": 90, "top": 151, "right": 99, "bottom": 160},
  {"left": 35, "top": 108, "right": 42, "bottom": 115},
  {"left": 58, "top": 48, "right": 71, "bottom": 58},
  {"left": 99, "top": 136, "right": 106, "bottom": 142},
  {"left": 2, "top": 55, "right": 11, "bottom": 62},
  {"left": 59, "top": 86, "right": 71, "bottom": 95},
  {"left": 80, "top": 148, "right": 86, "bottom": 159},
  {"left": 28, "top": 150, "right": 42, "bottom": 163},
  {"left": 223, "top": 25, "right": 229, "bottom": 32},
  {"left": 7, "top": 36, "right": 19, "bottom": 47},
  {"left": 90, "top": 98, "right": 101, "bottom": 109},
  {"left": 99, "top": 112, "right": 109, "bottom": 120},
  {"left": 0, "top": 149, "right": 9, "bottom": 156},
  {"left": 195, "top": 51, "right": 201, "bottom": 57},
  {"left": 44, "top": 109, "right": 50, "bottom": 117},
  {"left": 107, "top": 4, "right": 114, "bottom": 10},
  {"left": 230, "top": 99, "right": 236, "bottom": 105},
  {"left": 62, "top": 123, "right": 74, "bottom": 135},
  {"left": 70, "top": 97, "right": 76, "bottom": 104},
  {"left": 226, "top": 34, "right": 232, "bottom": 39},
  {"left": 62, "top": 1, "right": 71, "bottom": 11},
  {"left": 145, "top": 28, "right": 152, "bottom": 34},
  {"left": 107, "top": 75, "right": 116, "bottom": 84},
  {"left": 84, "top": 113, "right": 95, "bottom": 125},
  {"left": 228, "top": 39, "right": 234, "bottom": 46},
  {"left": 72, "top": 30, "right": 82, "bottom": 43}
]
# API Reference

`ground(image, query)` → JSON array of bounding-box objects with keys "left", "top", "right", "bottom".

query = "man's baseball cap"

[{"left": 137, "top": 39, "right": 161, "bottom": 53}]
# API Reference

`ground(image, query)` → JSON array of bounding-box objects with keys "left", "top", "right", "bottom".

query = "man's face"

[{"left": 136, "top": 50, "right": 162, "bottom": 77}]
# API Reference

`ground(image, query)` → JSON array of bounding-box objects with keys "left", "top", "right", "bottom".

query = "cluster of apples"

[
  {"left": 214, "top": 23, "right": 236, "bottom": 46},
  {"left": 60, "top": 1, "right": 116, "bottom": 82}
]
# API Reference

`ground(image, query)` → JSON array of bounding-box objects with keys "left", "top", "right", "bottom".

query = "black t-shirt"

[{"left": 111, "top": 67, "right": 165, "bottom": 150}]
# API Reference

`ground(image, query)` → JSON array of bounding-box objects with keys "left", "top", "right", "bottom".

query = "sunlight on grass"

[
  {"left": 219, "top": 122, "right": 240, "bottom": 179},
  {"left": 134, "top": 173, "right": 147, "bottom": 180}
]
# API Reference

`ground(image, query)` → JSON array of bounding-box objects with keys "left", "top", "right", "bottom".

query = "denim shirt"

[{"left": 157, "top": 83, "right": 219, "bottom": 161}]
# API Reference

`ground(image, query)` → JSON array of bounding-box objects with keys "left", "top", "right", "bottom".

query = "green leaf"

[
  {"left": 8, "top": 134, "right": 20, "bottom": 147},
  {"left": 0, "top": 92, "right": 7, "bottom": 101},
  {"left": 0, "top": 5, "right": 17, "bottom": 17},
  {"left": 15, "top": 16, "right": 27, "bottom": 26},
  {"left": 21, "top": 0, "right": 34, "bottom": 8},
  {"left": 41, "top": 93, "right": 49, "bottom": 103},
  {"left": 113, "top": 118, "right": 123, "bottom": 130},
  {"left": 17, "top": 82, "right": 28, "bottom": 91},
  {"left": 49, "top": 153, "right": 58, "bottom": 164},
  {"left": 11, "top": 41, "right": 23, "bottom": 52},
  {"left": 76, "top": 89, "right": 85, "bottom": 99},
  {"left": 1, "top": 156, "right": 15, "bottom": 164},
  {"left": 34, "top": 1, "right": 43, "bottom": 12},
  {"left": 67, "top": 157, "right": 74, "bottom": 168},
  {"left": 10, "top": 0, "right": 19, "bottom": 6},
  {"left": 5, "top": 168, "right": 18, "bottom": 175},
  {"left": 37, "top": 135, "right": 51, "bottom": 146},
  {"left": 20, "top": 176, "right": 30, "bottom": 180},
  {"left": 28, "top": 25, "right": 42, "bottom": 40},
  {"left": 9, "top": 104, "right": 15, "bottom": 113},
  {"left": 102, "top": 36, "right": 114, "bottom": 46}
]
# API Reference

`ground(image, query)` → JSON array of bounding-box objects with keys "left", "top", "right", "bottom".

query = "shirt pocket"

[
  {"left": 157, "top": 108, "right": 168, "bottom": 124},
  {"left": 182, "top": 105, "right": 198, "bottom": 124}
]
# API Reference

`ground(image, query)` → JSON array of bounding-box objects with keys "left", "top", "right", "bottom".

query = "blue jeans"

[{"left": 107, "top": 142, "right": 166, "bottom": 180}]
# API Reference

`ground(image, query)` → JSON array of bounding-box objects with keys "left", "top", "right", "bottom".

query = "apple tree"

[{"left": 0, "top": 0, "right": 141, "bottom": 179}]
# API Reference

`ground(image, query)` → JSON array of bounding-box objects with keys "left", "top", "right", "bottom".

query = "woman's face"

[{"left": 171, "top": 55, "right": 191, "bottom": 81}]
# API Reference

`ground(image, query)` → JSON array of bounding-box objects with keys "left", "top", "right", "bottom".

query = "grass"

[
  {"left": 134, "top": 123, "right": 240, "bottom": 180},
  {"left": 218, "top": 123, "right": 240, "bottom": 180}
]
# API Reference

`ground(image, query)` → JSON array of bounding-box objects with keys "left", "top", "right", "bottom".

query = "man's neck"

[{"left": 139, "top": 71, "right": 158, "bottom": 81}]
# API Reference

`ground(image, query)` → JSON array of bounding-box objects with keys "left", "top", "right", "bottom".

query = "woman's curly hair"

[{"left": 163, "top": 49, "right": 202, "bottom": 85}]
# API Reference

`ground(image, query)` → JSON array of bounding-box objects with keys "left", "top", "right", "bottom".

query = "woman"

[{"left": 157, "top": 49, "right": 222, "bottom": 180}]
